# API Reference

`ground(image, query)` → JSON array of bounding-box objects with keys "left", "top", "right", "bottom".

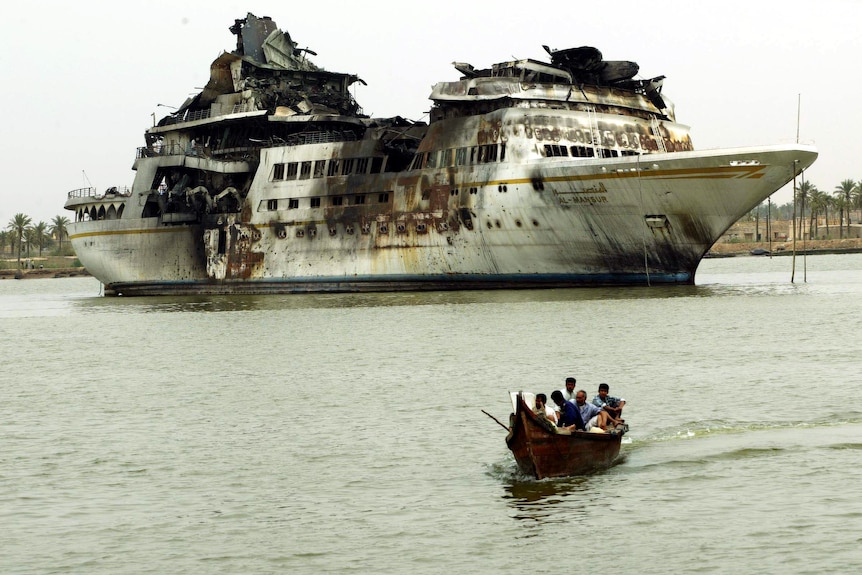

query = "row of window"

[
  {"left": 271, "top": 143, "right": 508, "bottom": 183},
  {"left": 266, "top": 192, "right": 392, "bottom": 211},
  {"left": 543, "top": 144, "right": 639, "bottom": 159},
  {"left": 408, "top": 143, "right": 505, "bottom": 170},
  {"left": 263, "top": 181, "right": 519, "bottom": 212},
  {"left": 272, "top": 157, "right": 385, "bottom": 181}
]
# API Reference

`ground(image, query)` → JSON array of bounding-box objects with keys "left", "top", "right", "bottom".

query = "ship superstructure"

[{"left": 65, "top": 13, "right": 816, "bottom": 296}]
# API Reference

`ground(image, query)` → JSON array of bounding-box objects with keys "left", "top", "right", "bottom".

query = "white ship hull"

[{"left": 68, "top": 144, "right": 815, "bottom": 296}]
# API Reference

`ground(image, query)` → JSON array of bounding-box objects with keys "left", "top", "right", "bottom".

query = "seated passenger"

[
  {"left": 574, "top": 390, "right": 620, "bottom": 431},
  {"left": 591, "top": 383, "right": 625, "bottom": 421},
  {"left": 534, "top": 393, "right": 558, "bottom": 426},
  {"left": 550, "top": 390, "right": 586, "bottom": 431}
]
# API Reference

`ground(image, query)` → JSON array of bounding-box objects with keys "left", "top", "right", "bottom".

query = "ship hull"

[{"left": 68, "top": 144, "right": 816, "bottom": 296}]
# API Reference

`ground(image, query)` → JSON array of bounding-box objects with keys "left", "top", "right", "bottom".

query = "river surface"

[{"left": 2, "top": 254, "right": 861, "bottom": 574}]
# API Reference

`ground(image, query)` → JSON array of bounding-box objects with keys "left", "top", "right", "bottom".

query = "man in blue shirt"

[
  {"left": 550, "top": 390, "right": 586, "bottom": 431},
  {"left": 591, "top": 383, "right": 625, "bottom": 421}
]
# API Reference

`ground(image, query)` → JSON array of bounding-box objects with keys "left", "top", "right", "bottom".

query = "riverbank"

[
  {"left": 0, "top": 267, "right": 90, "bottom": 280},
  {"left": 708, "top": 238, "right": 862, "bottom": 257}
]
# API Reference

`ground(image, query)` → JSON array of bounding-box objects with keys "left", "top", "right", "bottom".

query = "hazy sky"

[{"left": 3, "top": 0, "right": 859, "bottom": 227}]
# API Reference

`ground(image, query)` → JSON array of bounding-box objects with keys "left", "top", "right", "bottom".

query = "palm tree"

[
  {"left": 834, "top": 179, "right": 856, "bottom": 238},
  {"left": 852, "top": 182, "right": 862, "bottom": 225},
  {"left": 7, "top": 213, "right": 32, "bottom": 270},
  {"left": 808, "top": 188, "right": 829, "bottom": 238},
  {"left": 795, "top": 181, "right": 816, "bottom": 239},
  {"left": 31, "top": 221, "right": 50, "bottom": 257},
  {"left": 50, "top": 215, "right": 70, "bottom": 254}
]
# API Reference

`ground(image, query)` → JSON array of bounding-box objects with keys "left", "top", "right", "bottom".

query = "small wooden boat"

[{"left": 505, "top": 392, "right": 627, "bottom": 479}]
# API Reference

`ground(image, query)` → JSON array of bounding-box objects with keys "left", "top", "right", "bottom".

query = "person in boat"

[
  {"left": 534, "top": 393, "right": 558, "bottom": 426},
  {"left": 591, "top": 383, "right": 625, "bottom": 421},
  {"left": 574, "top": 390, "right": 621, "bottom": 431},
  {"left": 551, "top": 377, "right": 577, "bottom": 416},
  {"left": 550, "top": 390, "right": 586, "bottom": 431},
  {"left": 559, "top": 377, "right": 577, "bottom": 403}
]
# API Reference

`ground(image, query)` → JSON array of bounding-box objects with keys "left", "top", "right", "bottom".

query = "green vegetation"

[
  {"left": 2, "top": 214, "right": 75, "bottom": 270},
  {"left": 745, "top": 178, "right": 862, "bottom": 241}
]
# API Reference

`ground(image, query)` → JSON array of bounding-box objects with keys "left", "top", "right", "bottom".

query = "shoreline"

[
  {"left": 708, "top": 238, "right": 862, "bottom": 257},
  {"left": 0, "top": 268, "right": 91, "bottom": 280}
]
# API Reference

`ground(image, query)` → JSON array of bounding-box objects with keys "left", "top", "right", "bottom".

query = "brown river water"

[{"left": 2, "top": 253, "right": 861, "bottom": 574}]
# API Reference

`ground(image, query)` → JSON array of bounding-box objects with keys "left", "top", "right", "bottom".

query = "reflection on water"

[
  {"left": 69, "top": 283, "right": 777, "bottom": 315},
  {"left": 4, "top": 253, "right": 857, "bottom": 317}
]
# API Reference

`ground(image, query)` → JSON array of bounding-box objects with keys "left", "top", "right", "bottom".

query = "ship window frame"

[
  {"left": 331, "top": 196, "right": 344, "bottom": 206},
  {"left": 409, "top": 154, "right": 423, "bottom": 171},
  {"left": 342, "top": 158, "right": 354, "bottom": 176},
  {"left": 354, "top": 194, "right": 366, "bottom": 205},
  {"left": 378, "top": 192, "right": 390, "bottom": 203},
  {"left": 570, "top": 145, "right": 595, "bottom": 158},
  {"left": 455, "top": 147, "right": 468, "bottom": 166},
  {"left": 286, "top": 162, "right": 299, "bottom": 179},
  {"left": 288, "top": 198, "right": 299, "bottom": 209},
  {"left": 371, "top": 157, "right": 384, "bottom": 173},
  {"left": 310, "top": 197, "right": 321, "bottom": 208},
  {"left": 299, "top": 161, "right": 312, "bottom": 180},
  {"left": 544, "top": 144, "right": 569, "bottom": 158},
  {"left": 426, "top": 151, "right": 437, "bottom": 169},
  {"left": 273, "top": 163, "right": 285, "bottom": 181},
  {"left": 328, "top": 159, "right": 341, "bottom": 177},
  {"left": 478, "top": 144, "right": 498, "bottom": 163},
  {"left": 439, "top": 149, "right": 453, "bottom": 167},
  {"left": 356, "top": 157, "right": 369, "bottom": 174},
  {"left": 314, "top": 160, "right": 326, "bottom": 178},
  {"left": 267, "top": 199, "right": 278, "bottom": 211}
]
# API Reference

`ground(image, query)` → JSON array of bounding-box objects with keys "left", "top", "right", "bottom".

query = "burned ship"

[{"left": 65, "top": 13, "right": 817, "bottom": 296}]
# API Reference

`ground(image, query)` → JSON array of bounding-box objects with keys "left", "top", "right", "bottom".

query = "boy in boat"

[
  {"left": 550, "top": 390, "right": 586, "bottom": 431},
  {"left": 574, "top": 390, "right": 621, "bottom": 431},
  {"left": 591, "top": 383, "right": 625, "bottom": 422},
  {"left": 534, "top": 393, "right": 558, "bottom": 426}
]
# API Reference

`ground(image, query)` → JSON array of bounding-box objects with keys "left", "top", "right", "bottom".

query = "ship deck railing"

[
  {"left": 67, "top": 186, "right": 131, "bottom": 199},
  {"left": 157, "top": 103, "right": 263, "bottom": 127}
]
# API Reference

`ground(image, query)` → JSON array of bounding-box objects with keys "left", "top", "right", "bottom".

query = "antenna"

[
  {"left": 796, "top": 93, "right": 801, "bottom": 143},
  {"left": 83, "top": 170, "right": 93, "bottom": 188}
]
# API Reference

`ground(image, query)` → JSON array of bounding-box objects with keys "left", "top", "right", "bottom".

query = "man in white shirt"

[
  {"left": 552, "top": 376, "right": 577, "bottom": 414},
  {"left": 559, "top": 377, "right": 577, "bottom": 403}
]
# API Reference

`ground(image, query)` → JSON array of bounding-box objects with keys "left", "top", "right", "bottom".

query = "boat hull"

[{"left": 506, "top": 394, "right": 624, "bottom": 479}]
